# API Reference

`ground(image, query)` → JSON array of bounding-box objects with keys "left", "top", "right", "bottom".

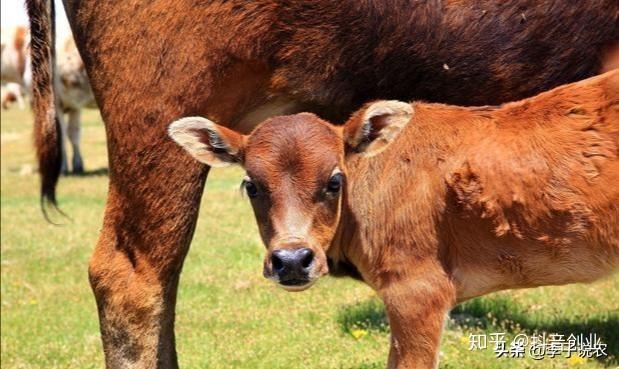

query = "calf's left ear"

[
  {"left": 343, "top": 100, "right": 413, "bottom": 156},
  {"left": 168, "top": 116, "right": 245, "bottom": 167}
]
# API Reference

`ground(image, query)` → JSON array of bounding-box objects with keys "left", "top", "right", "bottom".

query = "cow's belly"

[
  {"left": 59, "top": 87, "right": 96, "bottom": 111},
  {"left": 233, "top": 97, "right": 304, "bottom": 134},
  {"left": 452, "top": 242, "right": 619, "bottom": 303}
]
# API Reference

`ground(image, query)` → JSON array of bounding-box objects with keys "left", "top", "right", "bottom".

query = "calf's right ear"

[
  {"left": 168, "top": 117, "right": 245, "bottom": 167},
  {"left": 343, "top": 100, "right": 413, "bottom": 156}
]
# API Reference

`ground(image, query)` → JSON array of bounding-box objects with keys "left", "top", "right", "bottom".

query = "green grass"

[{"left": 1, "top": 107, "right": 617, "bottom": 369}]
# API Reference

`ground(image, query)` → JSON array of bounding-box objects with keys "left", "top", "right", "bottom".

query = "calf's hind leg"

[{"left": 89, "top": 144, "right": 209, "bottom": 369}]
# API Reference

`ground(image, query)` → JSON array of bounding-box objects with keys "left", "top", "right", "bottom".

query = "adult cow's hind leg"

[{"left": 89, "top": 143, "right": 209, "bottom": 369}]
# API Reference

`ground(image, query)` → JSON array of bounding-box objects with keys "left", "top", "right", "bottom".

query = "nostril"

[
  {"left": 271, "top": 252, "right": 284, "bottom": 272},
  {"left": 299, "top": 248, "right": 314, "bottom": 269}
]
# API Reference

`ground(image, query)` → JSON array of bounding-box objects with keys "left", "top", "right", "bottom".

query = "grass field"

[{"left": 1, "top": 107, "right": 617, "bottom": 369}]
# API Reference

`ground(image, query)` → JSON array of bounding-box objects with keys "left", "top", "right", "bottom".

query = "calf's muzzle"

[{"left": 269, "top": 247, "right": 315, "bottom": 286}]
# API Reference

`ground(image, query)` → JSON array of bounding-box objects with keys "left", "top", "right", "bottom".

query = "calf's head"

[{"left": 168, "top": 101, "right": 412, "bottom": 291}]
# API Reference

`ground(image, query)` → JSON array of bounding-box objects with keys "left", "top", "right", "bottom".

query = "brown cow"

[
  {"left": 170, "top": 70, "right": 619, "bottom": 368},
  {"left": 27, "top": 0, "right": 618, "bottom": 367}
]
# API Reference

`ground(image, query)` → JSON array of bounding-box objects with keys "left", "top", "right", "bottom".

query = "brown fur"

[
  {"left": 340, "top": 71, "right": 619, "bottom": 368},
  {"left": 26, "top": 0, "right": 62, "bottom": 218},
  {"left": 28, "top": 0, "right": 618, "bottom": 367},
  {"left": 178, "top": 71, "right": 619, "bottom": 368}
]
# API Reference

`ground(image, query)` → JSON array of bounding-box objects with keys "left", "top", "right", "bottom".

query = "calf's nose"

[{"left": 271, "top": 248, "right": 314, "bottom": 282}]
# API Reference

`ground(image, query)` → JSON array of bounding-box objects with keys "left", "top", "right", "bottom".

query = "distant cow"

[
  {"left": 55, "top": 36, "right": 96, "bottom": 174},
  {"left": 170, "top": 70, "right": 619, "bottom": 368},
  {"left": 28, "top": 0, "right": 617, "bottom": 367},
  {"left": 1, "top": 25, "right": 28, "bottom": 86},
  {"left": 1, "top": 26, "right": 29, "bottom": 111},
  {"left": 2, "top": 24, "right": 94, "bottom": 173}
]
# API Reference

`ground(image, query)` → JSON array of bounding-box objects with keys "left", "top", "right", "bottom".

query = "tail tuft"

[{"left": 27, "top": 0, "right": 63, "bottom": 221}]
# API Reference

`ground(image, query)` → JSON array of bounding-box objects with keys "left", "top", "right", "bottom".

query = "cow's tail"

[{"left": 26, "top": 0, "right": 63, "bottom": 221}]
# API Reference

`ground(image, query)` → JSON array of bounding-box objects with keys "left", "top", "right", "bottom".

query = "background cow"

[
  {"left": 55, "top": 36, "right": 96, "bottom": 174},
  {"left": 170, "top": 70, "right": 619, "bottom": 369},
  {"left": 1, "top": 25, "right": 28, "bottom": 87},
  {"left": 1, "top": 24, "right": 95, "bottom": 173},
  {"left": 27, "top": 0, "right": 618, "bottom": 368},
  {"left": 1, "top": 26, "right": 29, "bottom": 110}
]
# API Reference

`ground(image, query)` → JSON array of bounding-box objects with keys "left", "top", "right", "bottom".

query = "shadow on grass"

[
  {"left": 452, "top": 296, "right": 618, "bottom": 365},
  {"left": 337, "top": 296, "right": 618, "bottom": 365},
  {"left": 66, "top": 167, "right": 108, "bottom": 177},
  {"left": 337, "top": 297, "right": 388, "bottom": 334}
]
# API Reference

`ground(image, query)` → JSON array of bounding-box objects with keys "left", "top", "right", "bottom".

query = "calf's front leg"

[{"left": 380, "top": 266, "right": 455, "bottom": 369}]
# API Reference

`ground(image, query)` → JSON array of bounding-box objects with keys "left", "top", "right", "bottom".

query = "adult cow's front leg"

[
  {"left": 380, "top": 264, "right": 455, "bottom": 369},
  {"left": 89, "top": 140, "right": 209, "bottom": 368}
]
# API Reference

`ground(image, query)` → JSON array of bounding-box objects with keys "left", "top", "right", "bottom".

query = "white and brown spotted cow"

[
  {"left": 1, "top": 25, "right": 28, "bottom": 109},
  {"left": 1, "top": 25, "right": 28, "bottom": 86},
  {"left": 55, "top": 36, "right": 96, "bottom": 173},
  {"left": 3, "top": 24, "right": 94, "bottom": 173}
]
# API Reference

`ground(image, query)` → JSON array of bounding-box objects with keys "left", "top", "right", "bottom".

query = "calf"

[{"left": 169, "top": 70, "right": 619, "bottom": 368}]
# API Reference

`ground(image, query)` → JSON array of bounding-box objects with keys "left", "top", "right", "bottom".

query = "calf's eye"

[
  {"left": 326, "top": 172, "right": 343, "bottom": 193},
  {"left": 243, "top": 179, "right": 258, "bottom": 198}
]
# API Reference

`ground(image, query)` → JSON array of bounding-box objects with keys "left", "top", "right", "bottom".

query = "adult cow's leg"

[
  {"left": 89, "top": 140, "right": 209, "bottom": 368},
  {"left": 67, "top": 108, "right": 84, "bottom": 173},
  {"left": 61, "top": 2, "right": 279, "bottom": 366}
]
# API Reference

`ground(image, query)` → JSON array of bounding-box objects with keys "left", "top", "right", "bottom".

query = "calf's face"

[{"left": 168, "top": 101, "right": 412, "bottom": 291}]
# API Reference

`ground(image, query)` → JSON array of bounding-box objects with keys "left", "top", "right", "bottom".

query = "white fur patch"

[{"left": 168, "top": 116, "right": 233, "bottom": 167}]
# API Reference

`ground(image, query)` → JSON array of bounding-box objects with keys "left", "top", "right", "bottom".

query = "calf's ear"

[
  {"left": 343, "top": 100, "right": 412, "bottom": 156},
  {"left": 168, "top": 116, "right": 245, "bottom": 167}
]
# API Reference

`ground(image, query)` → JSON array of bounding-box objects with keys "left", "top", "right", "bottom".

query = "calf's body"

[
  {"left": 170, "top": 70, "right": 619, "bottom": 368},
  {"left": 334, "top": 71, "right": 619, "bottom": 368},
  {"left": 341, "top": 72, "right": 619, "bottom": 299}
]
